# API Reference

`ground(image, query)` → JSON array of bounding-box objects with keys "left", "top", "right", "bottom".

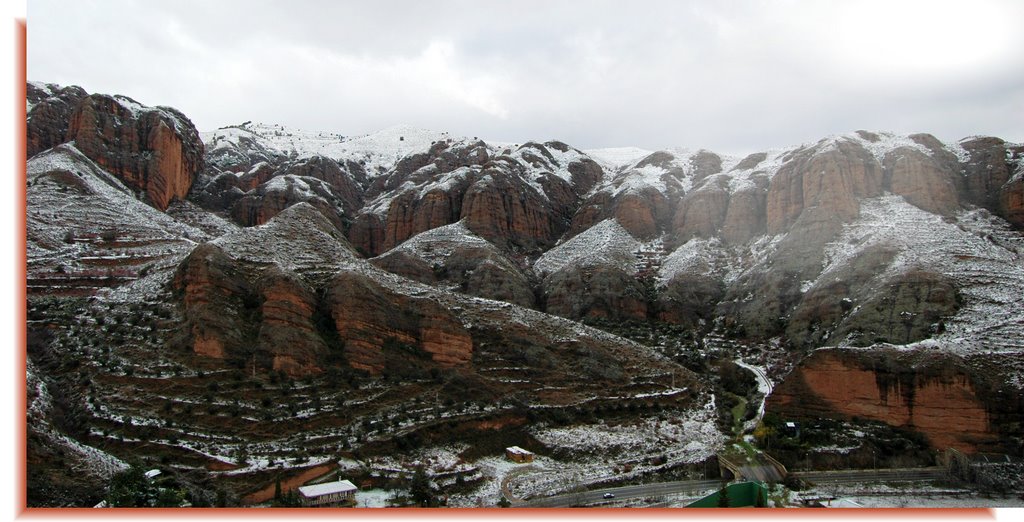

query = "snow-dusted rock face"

[
  {"left": 328, "top": 270, "right": 474, "bottom": 373},
  {"left": 25, "top": 82, "right": 1024, "bottom": 507},
  {"left": 959, "top": 136, "right": 1024, "bottom": 227},
  {"left": 27, "top": 82, "right": 88, "bottom": 158},
  {"left": 173, "top": 203, "right": 357, "bottom": 372},
  {"left": 569, "top": 150, "right": 693, "bottom": 241},
  {"left": 195, "top": 145, "right": 368, "bottom": 233},
  {"left": 229, "top": 174, "right": 352, "bottom": 232},
  {"left": 370, "top": 221, "right": 535, "bottom": 307},
  {"left": 28, "top": 84, "right": 1024, "bottom": 361},
  {"left": 766, "top": 138, "right": 882, "bottom": 235},
  {"left": 66, "top": 93, "right": 204, "bottom": 211},
  {"left": 27, "top": 82, "right": 206, "bottom": 212},
  {"left": 768, "top": 348, "right": 1023, "bottom": 454},
  {"left": 317, "top": 126, "right": 1024, "bottom": 358},
  {"left": 171, "top": 204, "right": 678, "bottom": 382},
  {"left": 349, "top": 139, "right": 604, "bottom": 256},
  {"left": 535, "top": 219, "right": 652, "bottom": 321},
  {"left": 1003, "top": 172, "right": 1024, "bottom": 227},
  {"left": 349, "top": 140, "right": 485, "bottom": 255}
]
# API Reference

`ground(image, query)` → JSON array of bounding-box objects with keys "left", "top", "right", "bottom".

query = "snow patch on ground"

[
  {"left": 533, "top": 411, "right": 723, "bottom": 463},
  {"left": 480, "top": 399, "right": 725, "bottom": 503},
  {"left": 354, "top": 489, "right": 392, "bottom": 508}
]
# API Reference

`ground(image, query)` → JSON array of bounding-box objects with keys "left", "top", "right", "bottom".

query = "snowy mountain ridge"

[{"left": 202, "top": 122, "right": 460, "bottom": 177}]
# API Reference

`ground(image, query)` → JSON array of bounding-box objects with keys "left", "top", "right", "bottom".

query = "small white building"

[
  {"left": 297, "top": 479, "right": 358, "bottom": 507},
  {"left": 505, "top": 446, "right": 535, "bottom": 463}
]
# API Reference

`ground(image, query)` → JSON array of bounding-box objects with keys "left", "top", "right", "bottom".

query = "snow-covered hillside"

[
  {"left": 824, "top": 195, "right": 1024, "bottom": 354},
  {"left": 534, "top": 219, "right": 642, "bottom": 276},
  {"left": 383, "top": 220, "right": 494, "bottom": 265},
  {"left": 201, "top": 122, "right": 459, "bottom": 177}
]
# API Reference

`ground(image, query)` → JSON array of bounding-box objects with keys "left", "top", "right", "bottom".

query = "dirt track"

[{"left": 241, "top": 463, "right": 335, "bottom": 505}]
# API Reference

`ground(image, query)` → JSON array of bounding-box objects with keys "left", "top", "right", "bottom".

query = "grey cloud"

[{"left": 28, "top": 0, "right": 1024, "bottom": 154}]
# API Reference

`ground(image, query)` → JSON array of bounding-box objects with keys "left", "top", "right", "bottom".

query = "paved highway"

[
  {"left": 793, "top": 467, "right": 946, "bottom": 485},
  {"left": 517, "top": 467, "right": 947, "bottom": 507},
  {"left": 518, "top": 479, "right": 723, "bottom": 507}
]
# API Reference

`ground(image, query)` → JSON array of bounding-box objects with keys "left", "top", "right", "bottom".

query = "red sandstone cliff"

[
  {"left": 67, "top": 93, "right": 204, "bottom": 210},
  {"left": 767, "top": 348, "right": 1008, "bottom": 454},
  {"left": 328, "top": 271, "right": 473, "bottom": 374},
  {"left": 27, "top": 82, "right": 88, "bottom": 158}
]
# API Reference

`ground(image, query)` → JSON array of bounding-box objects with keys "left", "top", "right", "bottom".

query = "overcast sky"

[{"left": 27, "top": 0, "right": 1024, "bottom": 154}]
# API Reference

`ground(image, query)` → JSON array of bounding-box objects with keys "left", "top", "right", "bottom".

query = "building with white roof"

[
  {"left": 297, "top": 479, "right": 358, "bottom": 507},
  {"left": 505, "top": 446, "right": 535, "bottom": 463}
]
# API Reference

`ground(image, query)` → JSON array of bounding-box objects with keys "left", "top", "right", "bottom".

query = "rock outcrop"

[
  {"left": 459, "top": 168, "right": 566, "bottom": 254},
  {"left": 720, "top": 177, "right": 768, "bottom": 244},
  {"left": 229, "top": 175, "right": 350, "bottom": 232},
  {"left": 194, "top": 154, "right": 367, "bottom": 233},
  {"left": 348, "top": 141, "right": 488, "bottom": 256},
  {"left": 67, "top": 93, "right": 204, "bottom": 210},
  {"left": 172, "top": 203, "right": 476, "bottom": 376},
  {"left": 767, "top": 348, "right": 1012, "bottom": 454},
  {"left": 569, "top": 187, "right": 673, "bottom": 241},
  {"left": 256, "top": 267, "right": 330, "bottom": 375},
  {"left": 370, "top": 222, "right": 535, "bottom": 307},
  {"left": 673, "top": 175, "right": 731, "bottom": 242},
  {"left": 1001, "top": 170, "right": 1024, "bottom": 228},
  {"left": 27, "top": 82, "right": 88, "bottom": 158},
  {"left": 766, "top": 140, "right": 883, "bottom": 235},
  {"left": 349, "top": 140, "right": 602, "bottom": 257},
  {"left": 829, "top": 270, "right": 960, "bottom": 346},
  {"left": 884, "top": 148, "right": 959, "bottom": 216},
  {"left": 381, "top": 177, "right": 471, "bottom": 251},
  {"left": 172, "top": 242, "right": 257, "bottom": 362},
  {"left": 960, "top": 137, "right": 1013, "bottom": 212},
  {"left": 282, "top": 155, "right": 366, "bottom": 211},
  {"left": 613, "top": 189, "right": 672, "bottom": 240},
  {"left": 688, "top": 150, "right": 724, "bottom": 184},
  {"left": 657, "top": 273, "right": 725, "bottom": 327},
  {"left": 544, "top": 265, "right": 648, "bottom": 321},
  {"left": 328, "top": 271, "right": 473, "bottom": 374}
]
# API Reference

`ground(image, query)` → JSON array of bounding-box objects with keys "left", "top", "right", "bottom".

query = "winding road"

[{"left": 733, "top": 359, "right": 772, "bottom": 427}]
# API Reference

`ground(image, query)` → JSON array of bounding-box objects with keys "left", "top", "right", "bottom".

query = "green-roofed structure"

[{"left": 685, "top": 481, "right": 769, "bottom": 508}]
